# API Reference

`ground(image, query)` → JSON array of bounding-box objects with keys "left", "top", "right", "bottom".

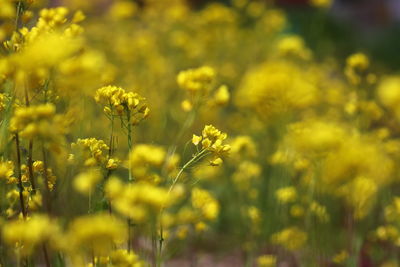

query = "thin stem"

[
  {"left": 168, "top": 149, "right": 208, "bottom": 195},
  {"left": 105, "top": 112, "right": 115, "bottom": 214},
  {"left": 108, "top": 115, "right": 114, "bottom": 158},
  {"left": 91, "top": 251, "right": 95, "bottom": 267},
  {"left": 15, "top": 133, "right": 26, "bottom": 218},
  {"left": 158, "top": 149, "right": 209, "bottom": 265},
  {"left": 152, "top": 223, "right": 157, "bottom": 266},
  {"left": 157, "top": 222, "right": 163, "bottom": 267},
  {"left": 41, "top": 143, "right": 52, "bottom": 215},
  {"left": 14, "top": 1, "right": 23, "bottom": 33},
  {"left": 27, "top": 140, "right": 36, "bottom": 191},
  {"left": 126, "top": 109, "right": 133, "bottom": 182},
  {"left": 126, "top": 109, "right": 133, "bottom": 251},
  {"left": 42, "top": 243, "right": 51, "bottom": 267},
  {"left": 24, "top": 87, "right": 36, "bottom": 193},
  {"left": 161, "top": 104, "right": 198, "bottom": 176}
]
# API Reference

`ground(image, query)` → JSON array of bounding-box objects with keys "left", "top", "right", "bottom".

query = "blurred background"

[
  {"left": 48, "top": 0, "right": 400, "bottom": 69},
  {"left": 191, "top": 0, "right": 400, "bottom": 70}
]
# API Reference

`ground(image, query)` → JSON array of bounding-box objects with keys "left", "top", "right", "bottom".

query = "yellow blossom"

[
  {"left": 275, "top": 187, "right": 297, "bottom": 203},
  {"left": 177, "top": 66, "right": 216, "bottom": 93},
  {"left": 2, "top": 215, "right": 61, "bottom": 256},
  {"left": 191, "top": 187, "right": 220, "bottom": 221},
  {"left": 66, "top": 213, "right": 127, "bottom": 256},
  {"left": 257, "top": 255, "right": 277, "bottom": 267},
  {"left": 271, "top": 227, "right": 307, "bottom": 251},
  {"left": 73, "top": 168, "right": 102, "bottom": 194}
]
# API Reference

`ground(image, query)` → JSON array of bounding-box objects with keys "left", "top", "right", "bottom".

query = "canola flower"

[
  {"left": 2, "top": 214, "right": 61, "bottom": 256},
  {"left": 1, "top": 0, "right": 400, "bottom": 266}
]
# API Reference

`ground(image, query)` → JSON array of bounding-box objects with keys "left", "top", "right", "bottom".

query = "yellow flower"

[
  {"left": 275, "top": 187, "right": 297, "bottom": 203},
  {"left": 210, "top": 157, "right": 223, "bottom": 166},
  {"left": 229, "top": 136, "right": 257, "bottom": 160},
  {"left": 2, "top": 215, "right": 61, "bottom": 256},
  {"left": 212, "top": 85, "right": 230, "bottom": 105},
  {"left": 129, "top": 144, "right": 166, "bottom": 183},
  {"left": 332, "top": 250, "right": 349, "bottom": 264},
  {"left": 192, "top": 134, "right": 202, "bottom": 145},
  {"left": 337, "top": 176, "right": 377, "bottom": 219},
  {"left": 310, "top": 0, "right": 333, "bottom": 8},
  {"left": 290, "top": 205, "right": 305, "bottom": 218},
  {"left": 181, "top": 99, "right": 193, "bottom": 111},
  {"left": 346, "top": 53, "right": 369, "bottom": 71},
  {"left": 0, "top": 93, "right": 7, "bottom": 112},
  {"left": 10, "top": 104, "right": 67, "bottom": 144},
  {"left": 309, "top": 201, "right": 329, "bottom": 222},
  {"left": 105, "top": 178, "right": 180, "bottom": 222},
  {"left": 285, "top": 119, "right": 347, "bottom": 156},
  {"left": 277, "top": 35, "right": 311, "bottom": 60},
  {"left": 199, "top": 125, "right": 230, "bottom": 156},
  {"left": 66, "top": 213, "right": 127, "bottom": 256},
  {"left": 95, "top": 85, "right": 149, "bottom": 122},
  {"left": 344, "top": 53, "right": 369, "bottom": 85},
  {"left": 177, "top": 66, "right": 216, "bottom": 93},
  {"left": 110, "top": 249, "right": 144, "bottom": 267},
  {"left": 73, "top": 168, "right": 102, "bottom": 194},
  {"left": 191, "top": 187, "right": 220, "bottom": 221},
  {"left": 106, "top": 158, "right": 120, "bottom": 170},
  {"left": 377, "top": 76, "right": 400, "bottom": 119},
  {"left": 195, "top": 221, "right": 208, "bottom": 232},
  {"left": 257, "top": 255, "right": 277, "bottom": 267},
  {"left": 0, "top": 161, "right": 14, "bottom": 182},
  {"left": 72, "top": 138, "right": 110, "bottom": 167},
  {"left": 108, "top": 1, "right": 138, "bottom": 19},
  {"left": 236, "top": 60, "right": 318, "bottom": 117},
  {"left": 0, "top": 0, "right": 14, "bottom": 19},
  {"left": 271, "top": 227, "right": 307, "bottom": 251}
]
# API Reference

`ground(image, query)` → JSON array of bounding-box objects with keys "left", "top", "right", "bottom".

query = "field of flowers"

[{"left": 1, "top": 0, "right": 400, "bottom": 266}]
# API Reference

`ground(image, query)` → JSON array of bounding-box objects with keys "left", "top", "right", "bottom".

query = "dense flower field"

[{"left": 1, "top": 0, "right": 400, "bottom": 266}]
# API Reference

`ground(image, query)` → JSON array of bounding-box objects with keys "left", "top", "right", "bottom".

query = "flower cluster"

[
  {"left": 192, "top": 124, "right": 230, "bottom": 166},
  {"left": 71, "top": 137, "right": 120, "bottom": 169},
  {"left": 177, "top": 66, "right": 216, "bottom": 93},
  {"left": 105, "top": 177, "right": 181, "bottom": 222},
  {"left": 9, "top": 103, "right": 67, "bottom": 144},
  {"left": 95, "top": 85, "right": 149, "bottom": 124},
  {"left": 191, "top": 187, "right": 220, "bottom": 221},
  {"left": 2, "top": 215, "right": 61, "bottom": 256},
  {"left": 128, "top": 144, "right": 168, "bottom": 183},
  {"left": 65, "top": 213, "right": 127, "bottom": 257},
  {"left": 2, "top": 0, "right": 400, "bottom": 265}
]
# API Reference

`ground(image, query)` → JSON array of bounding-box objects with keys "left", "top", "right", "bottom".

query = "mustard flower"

[
  {"left": 95, "top": 85, "right": 149, "bottom": 124},
  {"left": 177, "top": 66, "right": 215, "bottom": 93},
  {"left": 271, "top": 227, "right": 307, "bottom": 251},
  {"left": 73, "top": 168, "right": 102, "bottom": 194},
  {"left": 2, "top": 215, "right": 61, "bottom": 256},
  {"left": 191, "top": 187, "right": 220, "bottom": 221},
  {"left": 275, "top": 187, "right": 297, "bottom": 204},
  {"left": 128, "top": 144, "right": 167, "bottom": 183},
  {"left": 10, "top": 103, "right": 67, "bottom": 145},
  {"left": 66, "top": 213, "right": 127, "bottom": 256},
  {"left": 257, "top": 255, "right": 277, "bottom": 267}
]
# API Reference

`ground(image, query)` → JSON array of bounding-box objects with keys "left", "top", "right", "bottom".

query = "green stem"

[
  {"left": 41, "top": 143, "right": 52, "bottom": 215},
  {"left": 161, "top": 101, "right": 198, "bottom": 176},
  {"left": 42, "top": 243, "right": 51, "bottom": 267},
  {"left": 15, "top": 133, "right": 26, "bottom": 218},
  {"left": 14, "top": 1, "right": 23, "bottom": 33},
  {"left": 168, "top": 149, "right": 208, "bottom": 195},
  {"left": 125, "top": 109, "right": 133, "bottom": 251},
  {"left": 126, "top": 109, "right": 133, "bottom": 182},
  {"left": 157, "top": 149, "right": 209, "bottom": 266},
  {"left": 24, "top": 88, "right": 36, "bottom": 193},
  {"left": 104, "top": 107, "right": 115, "bottom": 214}
]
